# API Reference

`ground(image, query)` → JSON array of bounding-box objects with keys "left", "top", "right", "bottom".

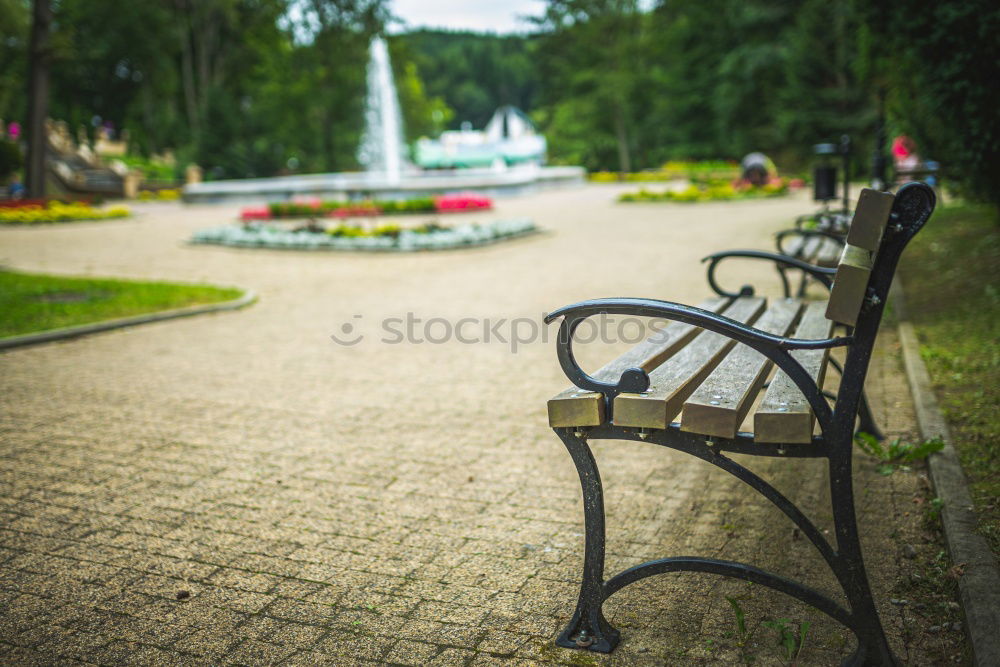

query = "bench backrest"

[{"left": 824, "top": 188, "right": 896, "bottom": 327}]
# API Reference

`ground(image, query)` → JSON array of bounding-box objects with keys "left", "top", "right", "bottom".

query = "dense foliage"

[
  {"left": 854, "top": 1, "right": 1000, "bottom": 212},
  {"left": 531, "top": 0, "right": 876, "bottom": 172},
  {"left": 2, "top": 0, "right": 409, "bottom": 179},
  {"left": 397, "top": 30, "right": 537, "bottom": 130},
  {"left": 2, "top": 0, "right": 996, "bottom": 210}
]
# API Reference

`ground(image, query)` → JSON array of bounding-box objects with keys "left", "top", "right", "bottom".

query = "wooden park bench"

[{"left": 544, "top": 183, "right": 935, "bottom": 665}]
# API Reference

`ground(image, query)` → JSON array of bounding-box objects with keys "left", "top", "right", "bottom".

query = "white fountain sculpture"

[{"left": 357, "top": 36, "right": 407, "bottom": 185}]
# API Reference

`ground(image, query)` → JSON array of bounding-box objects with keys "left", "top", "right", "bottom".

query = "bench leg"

[
  {"left": 555, "top": 427, "right": 896, "bottom": 662},
  {"left": 555, "top": 430, "right": 620, "bottom": 653},
  {"left": 830, "top": 457, "right": 898, "bottom": 666},
  {"left": 856, "top": 389, "right": 884, "bottom": 441},
  {"left": 827, "top": 357, "right": 884, "bottom": 440},
  {"left": 795, "top": 268, "right": 811, "bottom": 298}
]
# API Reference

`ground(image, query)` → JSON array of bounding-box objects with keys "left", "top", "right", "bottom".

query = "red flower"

[
  {"left": 240, "top": 206, "right": 272, "bottom": 221},
  {"left": 434, "top": 193, "right": 493, "bottom": 213}
]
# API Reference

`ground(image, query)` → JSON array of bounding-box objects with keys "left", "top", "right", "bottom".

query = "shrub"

[
  {"left": 0, "top": 201, "right": 131, "bottom": 224},
  {"left": 0, "top": 140, "right": 22, "bottom": 181},
  {"left": 618, "top": 178, "right": 790, "bottom": 203}
]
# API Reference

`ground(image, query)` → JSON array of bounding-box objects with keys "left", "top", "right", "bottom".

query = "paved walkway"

[{"left": 0, "top": 187, "right": 961, "bottom": 665}]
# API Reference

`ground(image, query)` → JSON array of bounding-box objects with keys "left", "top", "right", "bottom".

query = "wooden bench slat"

[
  {"left": 546, "top": 297, "right": 731, "bottom": 428},
  {"left": 784, "top": 236, "right": 807, "bottom": 257},
  {"left": 753, "top": 301, "right": 834, "bottom": 443},
  {"left": 680, "top": 298, "right": 803, "bottom": 438},
  {"left": 613, "top": 297, "right": 766, "bottom": 429},
  {"left": 816, "top": 238, "right": 842, "bottom": 267},
  {"left": 801, "top": 235, "right": 822, "bottom": 261}
]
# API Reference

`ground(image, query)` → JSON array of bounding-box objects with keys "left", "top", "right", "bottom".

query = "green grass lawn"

[
  {"left": 0, "top": 270, "right": 244, "bottom": 339},
  {"left": 898, "top": 202, "right": 1000, "bottom": 553}
]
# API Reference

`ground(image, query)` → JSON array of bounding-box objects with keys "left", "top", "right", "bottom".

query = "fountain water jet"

[{"left": 358, "top": 37, "right": 407, "bottom": 185}]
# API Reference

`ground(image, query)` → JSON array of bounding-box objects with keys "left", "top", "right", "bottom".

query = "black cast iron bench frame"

[{"left": 544, "top": 183, "right": 936, "bottom": 666}]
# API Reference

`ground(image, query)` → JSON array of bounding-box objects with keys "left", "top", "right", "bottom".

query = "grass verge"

[
  {"left": 897, "top": 201, "right": 999, "bottom": 554},
  {"left": 0, "top": 270, "right": 244, "bottom": 339}
]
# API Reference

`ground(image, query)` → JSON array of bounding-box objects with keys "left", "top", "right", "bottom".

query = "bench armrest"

[
  {"left": 702, "top": 250, "right": 836, "bottom": 298},
  {"left": 545, "top": 298, "right": 850, "bottom": 430}
]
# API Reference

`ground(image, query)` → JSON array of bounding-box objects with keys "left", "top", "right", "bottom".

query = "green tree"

[
  {"left": 856, "top": 1, "right": 1000, "bottom": 214},
  {"left": 392, "top": 58, "right": 453, "bottom": 144},
  {"left": 0, "top": 0, "right": 30, "bottom": 125},
  {"left": 534, "top": 0, "right": 646, "bottom": 172},
  {"left": 284, "top": 0, "right": 388, "bottom": 171},
  {"left": 398, "top": 30, "right": 539, "bottom": 130}
]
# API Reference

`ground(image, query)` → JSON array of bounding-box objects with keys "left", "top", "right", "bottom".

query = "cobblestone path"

[{"left": 1, "top": 187, "right": 946, "bottom": 664}]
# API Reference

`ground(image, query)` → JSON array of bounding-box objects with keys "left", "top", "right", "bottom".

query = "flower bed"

[
  {"left": 591, "top": 160, "right": 741, "bottom": 183},
  {"left": 191, "top": 218, "right": 537, "bottom": 252},
  {"left": 0, "top": 200, "right": 131, "bottom": 224},
  {"left": 618, "top": 178, "right": 791, "bottom": 203},
  {"left": 240, "top": 193, "right": 493, "bottom": 222}
]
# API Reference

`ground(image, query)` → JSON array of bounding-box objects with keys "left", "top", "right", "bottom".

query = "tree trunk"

[
  {"left": 25, "top": 0, "right": 52, "bottom": 198},
  {"left": 613, "top": 102, "right": 632, "bottom": 174},
  {"left": 179, "top": 13, "right": 200, "bottom": 142}
]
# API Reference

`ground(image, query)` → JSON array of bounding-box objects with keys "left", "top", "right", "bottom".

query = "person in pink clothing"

[{"left": 892, "top": 135, "right": 920, "bottom": 172}]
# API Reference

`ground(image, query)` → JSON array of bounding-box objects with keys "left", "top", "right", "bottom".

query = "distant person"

[
  {"left": 8, "top": 174, "right": 25, "bottom": 199},
  {"left": 892, "top": 135, "right": 920, "bottom": 173},
  {"left": 740, "top": 152, "right": 777, "bottom": 186},
  {"left": 7, "top": 121, "right": 21, "bottom": 141}
]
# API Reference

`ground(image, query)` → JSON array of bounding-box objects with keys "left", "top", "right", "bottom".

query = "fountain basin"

[{"left": 182, "top": 166, "right": 585, "bottom": 205}]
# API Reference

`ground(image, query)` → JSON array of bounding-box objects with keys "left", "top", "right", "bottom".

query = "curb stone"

[
  {"left": 0, "top": 289, "right": 257, "bottom": 351},
  {"left": 893, "top": 281, "right": 1000, "bottom": 667}
]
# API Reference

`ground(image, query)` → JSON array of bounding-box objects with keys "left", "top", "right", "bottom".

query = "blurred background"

[{"left": 1, "top": 0, "right": 997, "bottom": 210}]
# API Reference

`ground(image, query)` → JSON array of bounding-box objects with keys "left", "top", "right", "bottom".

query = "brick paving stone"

[
  {"left": 0, "top": 189, "right": 962, "bottom": 664},
  {"left": 426, "top": 647, "right": 477, "bottom": 666},
  {"left": 384, "top": 638, "right": 442, "bottom": 665}
]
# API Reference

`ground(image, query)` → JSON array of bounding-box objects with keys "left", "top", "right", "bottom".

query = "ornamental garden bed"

[
  {"left": 192, "top": 218, "right": 537, "bottom": 252},
  {"left": 240, "top": 193, "right": 492, "bottom": 222},
  {"left": 590, "top": 160, "right": 741, "bottom": 183},
  {"left": 619, "top": 178, "right": 795, "bottom": 203},
  {"left": 137, "top": 188, "right": 182, "bottom": 202},
  {"left": 0, "top": 199, "right": 131, "bottom": 224}
]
